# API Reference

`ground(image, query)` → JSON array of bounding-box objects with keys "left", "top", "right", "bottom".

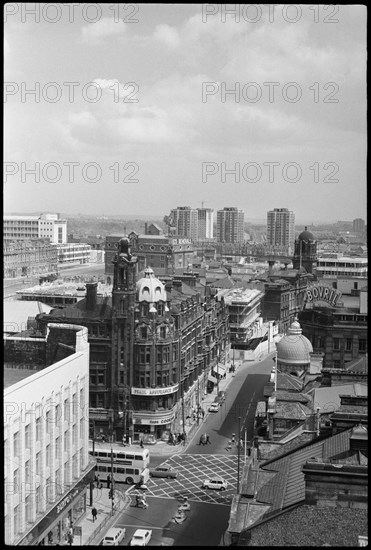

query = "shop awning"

[
  {"left": 214, "top": 364, "right": 226, "bottom": 374},
  {"left": 208, "top": 376, "right": 218, "bottom": 385}
]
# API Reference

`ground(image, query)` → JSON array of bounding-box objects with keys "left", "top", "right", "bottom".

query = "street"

[{"left": 109, "top": 354, "right": 274, "bottom": 546}]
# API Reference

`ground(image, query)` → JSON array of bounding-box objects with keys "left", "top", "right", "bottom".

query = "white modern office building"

[
  {"left": 4, "top": 213, "right": 68, "bottom": 244},
  {"left": 4, "top": 324, "right": 94, "bottom": 546},
  {"left": 317, "top": 253, "right": 368, "bottom": 295}
]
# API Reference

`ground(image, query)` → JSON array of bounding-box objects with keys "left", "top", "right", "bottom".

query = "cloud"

[
  {"left": 153, "top": 24, "right": 180, "bottom": 48},
  {"left": 81, "top": 17, "right": 125, "bottom": 42}
]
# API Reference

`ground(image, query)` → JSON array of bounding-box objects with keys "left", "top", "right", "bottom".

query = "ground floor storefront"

[{"left": 17, "top": 465, "right": 95, "bottom": 546}]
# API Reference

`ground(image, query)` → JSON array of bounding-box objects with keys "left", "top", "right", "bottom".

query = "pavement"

[
  {"left": 69, "top": 486, "right": 130, "bottom": 546},
  {"left": 66, "top": 355, "right": 267, "bottom": 545}
]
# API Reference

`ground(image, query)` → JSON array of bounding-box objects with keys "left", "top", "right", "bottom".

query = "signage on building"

[
  {"left": 131, "top": 384, "right": 179, "bottom": 396},
  {"left": 305, "top": 284, "right": 342, "bottom": 306},
  {"left": 133, "top": 413, "right": 175, "bottom": 425}
]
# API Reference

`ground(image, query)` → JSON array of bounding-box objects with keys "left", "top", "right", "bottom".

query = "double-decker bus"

[{"left": 89, "top": 443, "right": 150, "bottom": 485}]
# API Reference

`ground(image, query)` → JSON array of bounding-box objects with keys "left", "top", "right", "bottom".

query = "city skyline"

[{"left": 4, "top": 4, "right": 367, "bottom": 221}]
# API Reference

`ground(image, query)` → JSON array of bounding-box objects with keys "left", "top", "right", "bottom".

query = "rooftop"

[
  {"left": 4, "top": 366, "right": 40, "bottom": 389},
  {"left": 248, "top": 504, "right": 368, "bottom": 547}
]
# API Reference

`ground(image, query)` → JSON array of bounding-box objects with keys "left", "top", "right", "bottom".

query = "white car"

[
  {"left": 130, "top": 529, "right": 152, "bottom": 546},
  {"left": 102, "top": 527, "right": 126, "bottom": 546},
  {"left": 202, "top": 477, "right": 228, "bottom": 491},
  {"left": 208, "top": 402, "right": 220, "bottom": 413}
]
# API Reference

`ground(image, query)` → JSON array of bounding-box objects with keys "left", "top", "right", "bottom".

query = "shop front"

[
  {"left": 132, "top": 411, "right": 176, "bottom": 442},
  {"left": 18, "top": 463, "right": 95, "bottom": 546}
]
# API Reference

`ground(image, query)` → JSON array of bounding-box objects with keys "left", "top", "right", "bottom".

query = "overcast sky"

[{"left": 4, "top": 4, "right": 367, "bottom": 223}]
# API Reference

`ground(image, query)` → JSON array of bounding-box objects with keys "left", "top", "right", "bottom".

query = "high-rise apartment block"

[
  {"left": 169, "top": 206, "right": 198, "bottom": 241},
  {"left": 353, "top": 218, "right": 366, "bottom": 234},
  {"left": 197, "top": 208, "right": 214, "bottom": 239},
  {"left": 266, "top": 208, "right": 295, "bottom": 252},
  {"left": 216, "top": 207, "right": 244, "bottom": 243}
]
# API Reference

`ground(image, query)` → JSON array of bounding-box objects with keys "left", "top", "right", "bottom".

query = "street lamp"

[{"left": 237, "top": 416, "right": 241, "bottom": 494}]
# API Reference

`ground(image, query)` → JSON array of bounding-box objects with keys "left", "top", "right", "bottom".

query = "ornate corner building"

[{"left": 108, "top": 237, "right": 230, "bottom": 442}]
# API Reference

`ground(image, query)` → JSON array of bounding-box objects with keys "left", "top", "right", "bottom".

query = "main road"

[{"left": 112, "top": 353, "right": 274, "bottom": 546}]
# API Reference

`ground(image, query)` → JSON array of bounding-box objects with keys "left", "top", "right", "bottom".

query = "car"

[
  {"left": 202, "top": 477, "right": 228, "bottom": 491},
  {"left": 130, "top": 529, "right": 152, "bottom": 546},
  {"left": 149, "top": 465, "right": 178, "bottom": 479},
  {"left": 217, "top": 390, "right": 226, "bottom": 402},
  {"left": 208, "top": 402, "right": 220, "bottom": 413},
  {"left": 102, "top": 527, "right": 126, "bottom": 546}
]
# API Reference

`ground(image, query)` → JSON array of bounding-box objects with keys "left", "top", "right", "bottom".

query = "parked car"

[
  {"left": 149, "top": 465, "right": 178, "bottom": 479},
  {"left": 217, "top": 390, "right": 226, "bottom": 402},
  {"left": 208, "top": 402, "right": 220, "bottom": 413},
  {"left": 202, "top": 477, "right": 228, "bottom": 491},
  {"left": 102, "top": 527, "right": 126, "bottom": 546},
  {"left": 130, "top": 529, "right": 152, "bottom": 546}
]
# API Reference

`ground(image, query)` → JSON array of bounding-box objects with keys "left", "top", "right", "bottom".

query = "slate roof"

[
  {"left": 248, "top": 504, "right": 368, "bottom": 547},
  {"left": 310, "top": 383, "right": 368, "bottom": 414},
  {"left": 254, "top": 426, "right": 368, "bottom": 517},
  {"left": 345, "top": 355, "right": 368, "bottom": 374},
  {"left": 276, "top": 372, "right": 303, "bottom": 392},
  {"left": 274, "top": 401, "right": 313, "bottom": 420},
  {"left": 42, "top": 296, "right": 112, "bottom": 320}
]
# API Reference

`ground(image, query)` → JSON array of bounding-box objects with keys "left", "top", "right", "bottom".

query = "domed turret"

[
  {"left": 276, "top": 319, "right": 313, "bottom": 365},
  {"left": 298, "top": 226, "right": 314, "bottom": 242},
  {"left": 136, "top": 267, "right": 167, "bottom": 303}
]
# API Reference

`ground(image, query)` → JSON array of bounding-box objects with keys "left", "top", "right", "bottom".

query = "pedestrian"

[
  {"left": 206, "top": 434, "right": 211, "bottom": 444},
  {"left": 91, "top": 507, "right": 97, "bottom": 522},
  {"left": 96, "top": 474, "right": 101, "bottom": 488},
  {"left": 199, "top": 435, "right": 203, "bottom": 445},
  {"left": 107, "top": 474, "right": 111, "bottom": 489},
  {"left": 140, "top": 439, "right": 144, "bottom": 448}
]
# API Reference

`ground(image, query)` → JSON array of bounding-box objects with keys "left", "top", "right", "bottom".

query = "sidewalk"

[
  {"left": 149, "top": 359, "right": 243, "bottom": 457},
  {"left": 70, "top": 486, "right": 130, "bottom": 546}
]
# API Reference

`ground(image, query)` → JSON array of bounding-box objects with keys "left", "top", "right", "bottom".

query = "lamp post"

[{"left": 237, "top": 416, "right": 241, "bottom": 494}]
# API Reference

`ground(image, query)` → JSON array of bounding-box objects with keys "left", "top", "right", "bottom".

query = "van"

[{"left": 102, "top": 527, "right": 126, "bottom": 546}]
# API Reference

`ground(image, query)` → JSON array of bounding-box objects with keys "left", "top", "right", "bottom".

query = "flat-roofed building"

[
  {"left": 4, "top": 213, "right": 67, "bottom": 244},
  {"left": 217, "top": 207, "right": 244, "bottom": 244},
  {"left": 3, "top": 323, "right": 94, "bottom": 546},
  {"left": 317, "top": 252, "right": 367, "bottom": 295}
]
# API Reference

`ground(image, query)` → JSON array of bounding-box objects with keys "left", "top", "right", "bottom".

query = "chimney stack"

[{"left": 86, "top": 282, "right": 98, "bottom": 311}]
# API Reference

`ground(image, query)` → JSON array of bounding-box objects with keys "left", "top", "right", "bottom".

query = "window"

[
  {"left": 36, "top": 452, "right": 41, "bottom": 475},
  {"left": 140, "top": 326, "right": 148, "bottom": 339},
  {"left": 359, "top": 339, "right": 367, "bottom": 352},
  {"left": 64, "top": 399, "right": 70, "bottom": 421},
  {"left": 346, "top": 339, "right": 352, "bottom": 351},
  {"left": 46, "top": 445, "right": 51, "bottom": 467},
  {"left": 13, "top": 431, "right": 20, "bottom": 458},
  {"left": 25, "top": 460, "right": 31, "bottom": 484},
  {"left": 55, "top": 437, "right": 61, "bottom": 458},
  {"left": 333, "top": 338, "right": 340, "bottom": 350},
  {"left": 13, "top": 468, "right": 20, "bottom": 493}
]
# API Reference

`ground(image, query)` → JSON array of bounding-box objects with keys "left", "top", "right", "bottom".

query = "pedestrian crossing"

[{"left": 141, "top": 454, "right": 239, "bottom": 505}]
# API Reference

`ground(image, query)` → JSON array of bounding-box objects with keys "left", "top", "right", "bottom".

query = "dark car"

[
  {"left": 149, "top": 465, "right": 178, "bottom": 479},
  {"left": 217, "top": 390, "right": 226, "bottom": 402}
]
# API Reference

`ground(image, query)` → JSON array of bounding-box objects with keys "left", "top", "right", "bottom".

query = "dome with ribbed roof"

[
  {"left": 298, "top": 226, "right": 314, "bottom": 241},
  {"left": 276, "top": 319, "right": 313, "bottom": 365},
  {"left": 136, "top": 267, "right": 167, "bottom": 303}
]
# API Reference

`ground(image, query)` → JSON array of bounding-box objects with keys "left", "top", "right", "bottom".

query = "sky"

[{"left": 4, "top": 3, "right": 367, "bottom": 223}]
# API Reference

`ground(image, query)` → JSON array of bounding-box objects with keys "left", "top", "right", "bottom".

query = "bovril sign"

[{"left": 305, "top": 284, "right": 342, "bottom": 307}]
